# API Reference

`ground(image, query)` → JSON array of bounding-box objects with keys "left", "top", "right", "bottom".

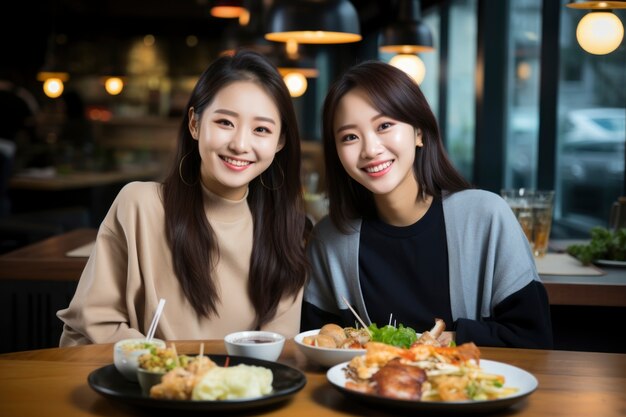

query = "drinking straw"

[{"left": 146, "top": 298, "right": 166, "bottom": 342}]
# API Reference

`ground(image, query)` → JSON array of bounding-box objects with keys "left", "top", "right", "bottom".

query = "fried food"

[
  {"left": 372, "top": 358, "right": 427, "bottom": 400},
  {"left": 149, "top": 355, "right": 217, "bottom": 400},
  {"left": 345, "top": 341, "right": 517, "bottom": 402},
  {"left": 303, "top": 324, "right": 371, "bottom": 349},
  {"left": 319, "top": 323, "right": 347, "bottom": 346}
]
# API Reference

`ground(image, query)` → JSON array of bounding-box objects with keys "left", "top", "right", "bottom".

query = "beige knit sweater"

[{"left": 57, "top": 181, "right": 302, "bottom": 346}]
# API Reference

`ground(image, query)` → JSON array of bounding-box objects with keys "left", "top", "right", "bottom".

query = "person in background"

[
  {"left": 56, "top": 90, "right": 97, "bottom": 172},
  {"left": 58, "top": 50, "right": 309, "bottom": 345},
  {"left": 302, "top": 60, "right": 553, "bottom": 349},
  {"left": 0, "top": 77, "right": 39, "bottom": 216}
]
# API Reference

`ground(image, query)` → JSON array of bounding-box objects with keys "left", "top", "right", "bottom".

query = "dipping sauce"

[{"left": 235, "top": 337, "right": 277, "bottom": 344}]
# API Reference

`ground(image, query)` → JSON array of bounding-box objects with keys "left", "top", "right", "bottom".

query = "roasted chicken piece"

[
  {"left": 415, "top": 318, "right": 446, "bottom": 346},
  {"left": 371, "top": 359, "right": 427, "bottom": 400}
]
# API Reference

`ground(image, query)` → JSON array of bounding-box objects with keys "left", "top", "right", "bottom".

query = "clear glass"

[
  {"left": 556, "top": 3, "right": 626, "bottom": 235},
  {"left": 501, "top": 188, "right": 555, "bottom": 257},
  {"left": 445, "top": 0, "right": 477, "bottom": 181}
]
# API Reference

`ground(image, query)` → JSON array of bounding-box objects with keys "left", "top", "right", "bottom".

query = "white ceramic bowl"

[
  {"left": 294, "top": 329, "right": 365, "bottom": 368},
  {"left": 224, "top": 331, "right": 285, "bottom": 362},
  {"left": 113, "top": 338, "right": 166, "bottom": 381}
]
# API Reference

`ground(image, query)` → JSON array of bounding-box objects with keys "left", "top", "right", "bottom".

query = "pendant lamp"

[
  {"left": 272, "top": 43, "right": 319, "bottom": 98},
  {"left": 37, "top": 34, "right": 69, "bottom": 99},
  {"left": 379, "top": 0, "right": 434, "bottom": 53},
  {"left": 211, "top": 0, "right": 246, "bottom": 19},
  {"left": 221, "top": 0, "right": 274, "bottom": 55},
  {"left": 566, "top": 1, "right": 626, "bottom": 55},
  {"left": 265, "top": 0, "right": 362, "bottom": 44}
]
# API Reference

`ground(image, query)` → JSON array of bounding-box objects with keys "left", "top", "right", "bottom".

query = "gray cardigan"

[{"left": 304, "top": 189, "right": 541, "bottom": 326}]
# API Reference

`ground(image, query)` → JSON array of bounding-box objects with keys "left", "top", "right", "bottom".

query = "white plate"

[
  {"left": 294, "top": 329, "right": 365, "bottom": 368},
  {"left": 326, "top": 359, "right": 538, "bottom": 413},
  {"left": 593, "top": 259, "right": 626, "bottom": 268}
]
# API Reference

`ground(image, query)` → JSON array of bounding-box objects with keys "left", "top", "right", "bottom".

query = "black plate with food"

[{"left": 88, "top": 354, "right": 306, "bottom": 412}]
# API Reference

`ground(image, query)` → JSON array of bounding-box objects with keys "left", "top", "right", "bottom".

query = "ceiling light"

[
  {"left": 566, "top": 1, "right": 626, "bottom": 55},
  {"left": 380, "top": 0, "right": 434, "bottom": 53},
  {"left": 283, "top": 72, "right": 308, "bottom": 97},
  {"left": 389, "top": 54, "right": 426, "bottom": 84},
  {"left": 42, "top": 78, "right": 64, "bottom": 99},
  {"left": 104, "top": 77, "right": 124, "bottom": 96},
  {"left": 265, "top": 0, "right": 362, "bottom": 44},
  {"left": 211, "top": 0, "right": 246, "bottom": 19},
  {"left": 37, "top": 34, "right": 69, "bottom": 99}
]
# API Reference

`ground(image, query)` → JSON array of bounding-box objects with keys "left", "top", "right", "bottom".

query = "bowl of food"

[
  {"left": 136, "top": 345, "right": 191, "bottom": 396},
  {"left": 136, "top": 368, "right": 166, "bottom": 397},
  {"left": 113, "top": 338, "right": 166, "bottom": 381},
  {"left": 224, "top": 331, "right": 285, "bottom": 362},
  {"left": 294, "top": 324, "right": 369, "bottom": 368}
]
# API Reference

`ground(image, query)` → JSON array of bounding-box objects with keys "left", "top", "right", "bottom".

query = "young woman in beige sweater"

[{"left": 58, "top": 50, "right": 309, "bottom": 345}]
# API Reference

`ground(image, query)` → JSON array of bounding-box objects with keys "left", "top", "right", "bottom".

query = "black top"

[{"left": 359, "top": 197, "right": 454, "bottom": 332}]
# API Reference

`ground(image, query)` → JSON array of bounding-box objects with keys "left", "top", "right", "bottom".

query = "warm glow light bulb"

[
  {"left": 211, "top": 6, "right": 245, "bottom": 19},
  {"left": 576, "top": 11, "right": 624, "bottom": 55},
  {"left": 389, "top": 54, "right": 426, "bottom": 84},
  {"left": 283, "top": 72, "right": 307, "bottom": 98},
  {"left": 105, "top": 77, "right": 124, "bottom": 95},
  {"left": 43, "top": 78, "right": 64, "bottom": 98}
]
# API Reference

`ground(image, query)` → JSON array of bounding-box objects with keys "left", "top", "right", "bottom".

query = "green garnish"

[
  {"left": 566, "top": 227, "right": 626, "bottom": 265},
  {"left": 367, "top": 323, "right": 418, "bottom": 348},
  {"left": 466, "top": 381, "right": 479, "bottom": 399}
]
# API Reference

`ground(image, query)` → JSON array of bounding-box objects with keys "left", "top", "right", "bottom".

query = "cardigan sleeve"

[
  {"left": 444, "top": 190, "right": 553, "bottom": 349},
  {"left": 301, "top": 217, "right": 368, "bottom": 331},
  {"left": 454, "top": 280, "right": 553, "bottom": 349}
]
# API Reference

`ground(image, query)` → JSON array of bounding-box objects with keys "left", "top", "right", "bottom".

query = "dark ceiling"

[{"left": 4, "top": 0, "right": 439, "bottom": 77}]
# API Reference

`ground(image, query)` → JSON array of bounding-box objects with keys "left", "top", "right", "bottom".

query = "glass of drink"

[
  {"left": 501, "top": 189, "right": 554, "bottom": 258},
  {"left": 531, "top": 190, "right": 554, "bottom": 257}
]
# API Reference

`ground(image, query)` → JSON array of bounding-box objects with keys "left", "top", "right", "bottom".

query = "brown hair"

[
  {"left": 162, "top": 50, "right": 308, "bottom": 327},
  {"left": 322, "top": 60, "right": 471, "bottom": 231}
]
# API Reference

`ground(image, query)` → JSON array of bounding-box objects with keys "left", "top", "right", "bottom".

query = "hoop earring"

[
  {"left": 179, "top": 152, "right": 198, "bottom": 186},
  {"left": 260, "top": 163, "right": 285, "bottom": 191}
]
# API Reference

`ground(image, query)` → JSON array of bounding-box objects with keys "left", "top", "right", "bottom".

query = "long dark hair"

[
  {"left": 322, "top": 60, "right": 471, "bottom": 231},
  {"left": 162, "top": 49, "right": 308, "bottom": 328}
]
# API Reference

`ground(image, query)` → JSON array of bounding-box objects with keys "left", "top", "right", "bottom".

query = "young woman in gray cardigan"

[{"left": 302, "top": 61, "right": 553, "bottom": 349}]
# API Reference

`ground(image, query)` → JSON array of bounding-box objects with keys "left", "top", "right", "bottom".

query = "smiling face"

[
  {"left": 333, "top": 88, "right": 422, "bottom": 201},
  {"left": 188, "top": 80, "right": 284, "bottom": 200}
]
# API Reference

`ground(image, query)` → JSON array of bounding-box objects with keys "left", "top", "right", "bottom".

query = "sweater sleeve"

[
  {"left": 454, "top": 280, "right": 553, "bottom": 349},
  {"left": 57, "top": 223, "right": 144, "bottom": 346},
  {"left": 56, "top": 185, "right": 147, "bottom": 346}
]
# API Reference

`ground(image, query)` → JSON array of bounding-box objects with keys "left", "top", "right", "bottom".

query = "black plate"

[{"left": 88, "top": 354, "right": 306, "bottom": 412}]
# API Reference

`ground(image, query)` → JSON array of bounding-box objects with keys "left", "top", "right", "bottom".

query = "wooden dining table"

[{"left": 0, "top": 339, "right": 624, "bottom": 417}]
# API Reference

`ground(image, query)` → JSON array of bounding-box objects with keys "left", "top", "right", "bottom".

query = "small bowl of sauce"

[{"left": 224, "top": 331, "right": 285, "bottom": 362}]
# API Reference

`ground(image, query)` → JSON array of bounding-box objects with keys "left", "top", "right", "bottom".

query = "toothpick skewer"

[
  {"left": 199, "top": 342, "right": 204, "bottom": 359},
  {"left": 171, "top": 342, "right": 180, "bottom": 368},
  {"left": 341, "top": 296, "right": 371, "bottom": 335}
]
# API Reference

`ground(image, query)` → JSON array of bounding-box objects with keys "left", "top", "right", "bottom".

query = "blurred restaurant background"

[{"left": 1, "top": 0, "right": 625, "bottom": 254}]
